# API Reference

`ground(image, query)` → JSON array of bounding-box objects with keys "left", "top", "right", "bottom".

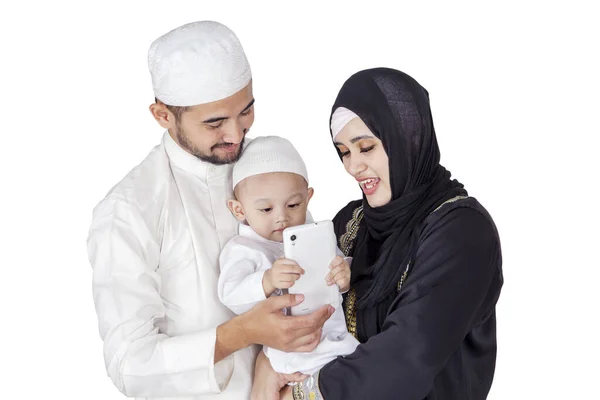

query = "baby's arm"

[
  {"left": 218, "top": 242, "right": 269, "bottom": 315},
  {"left": 263, "top": 258, "right": 304, "bottom": 296}
]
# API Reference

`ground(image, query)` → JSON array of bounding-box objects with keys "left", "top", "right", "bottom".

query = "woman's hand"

[
  {"left": 251, "top": 351, "right": 307, "bottom": 400},
  {"left": 279, "top": 384, "right": 294, "bottom": 400}
]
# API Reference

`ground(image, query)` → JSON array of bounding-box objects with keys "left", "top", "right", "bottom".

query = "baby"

[{"left": 218, "top": 136, "right": 359, "bottom": 376}]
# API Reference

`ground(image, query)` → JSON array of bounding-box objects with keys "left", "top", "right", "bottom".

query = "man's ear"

[
  {"left": 306, "top": 187, "right": 315, "bottom": 204},
  {"left": 149, "top": 102, "right": 176, "bottom": 130},
  {"left": 227, "top": 199, "right": 246, "bottom": 222}
]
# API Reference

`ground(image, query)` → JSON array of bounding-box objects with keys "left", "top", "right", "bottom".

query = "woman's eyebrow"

[
  {"left": 350, "top": 134, "right": 375, "bottom": 143},
  {"left": 334, "top": 134, "right": 375, "bottom": 146}
]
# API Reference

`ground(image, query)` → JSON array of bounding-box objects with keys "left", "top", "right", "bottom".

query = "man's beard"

[{"left": 175, "top": 125, "right": 245, "bottom": 165}]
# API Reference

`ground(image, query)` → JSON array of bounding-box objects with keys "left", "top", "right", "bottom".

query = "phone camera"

[{"left": 290, "top": 235, "right": 297, "bottom": 241}]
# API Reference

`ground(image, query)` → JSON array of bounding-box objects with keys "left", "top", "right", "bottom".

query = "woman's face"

[{"left": 334, "top": 118, "right": 392, "bottom": 207}]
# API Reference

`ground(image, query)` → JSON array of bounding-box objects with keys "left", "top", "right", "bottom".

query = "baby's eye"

[
  {"left": 288, "top": 203, "right": 300, "bottom": 209},
  {"left": 260, "top": 208, "right": 272, "bottom": 213}
]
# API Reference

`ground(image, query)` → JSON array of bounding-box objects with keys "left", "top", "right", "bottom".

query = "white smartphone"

[{"left": 283, "top": 220, "right": 340, "bottom": 316}]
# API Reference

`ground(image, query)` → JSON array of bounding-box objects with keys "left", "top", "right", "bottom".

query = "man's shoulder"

[{"left": 93, "top": 142, "right": 171, "bottom": 214}]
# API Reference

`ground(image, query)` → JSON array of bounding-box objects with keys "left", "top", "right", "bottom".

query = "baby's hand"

[
  {"left": 326, "top": 256, "right": 351, "bottom": 293},
  {"left": 263, "top": 258, "right": 304, "bottom": 296}
]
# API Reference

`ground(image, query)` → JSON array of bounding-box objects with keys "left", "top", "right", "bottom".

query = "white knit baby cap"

[
  {"left": 330, "top": 107, "right": 360, "bottom": 140},
  {"left": 148, "top": 21, "right": 252, "bottom": 106},
  {"left": 232, "top": 136, "right": 309, "bottom": 189}
]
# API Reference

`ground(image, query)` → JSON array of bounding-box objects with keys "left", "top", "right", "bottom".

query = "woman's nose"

[{"left": 347, "top": 156, "right": 367, "bottom": 177}]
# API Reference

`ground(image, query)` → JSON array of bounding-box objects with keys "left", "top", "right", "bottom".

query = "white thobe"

[
  {"left": 218, "top": 224, "right": 359, "bottom": 375},
  {"left": 87, "top": 132, "right": 258, "bottom": 399}
]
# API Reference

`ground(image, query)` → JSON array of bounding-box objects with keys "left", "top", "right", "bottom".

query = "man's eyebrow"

[
  {"left": 240, "top": 99, "right": 255, "bottom": 113},
  {"left": 201, "top": 99, "right": 255, "bottom": 124},
  {"left": 202, "top": 116, "right": 227, "bottom": 124}
]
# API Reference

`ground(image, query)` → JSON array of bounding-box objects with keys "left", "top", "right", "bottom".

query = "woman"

[{"left": 253, "top": 68, "right": 503, "bottom": 400}]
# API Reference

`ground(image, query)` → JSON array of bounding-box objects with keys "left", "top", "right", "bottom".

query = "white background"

[{"left": 1, "top": 1, "right": 598, "bottom": 399}]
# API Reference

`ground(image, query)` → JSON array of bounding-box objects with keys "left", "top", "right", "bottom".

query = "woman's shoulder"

[
  {"left": 421, "top": 196, "right": 500, "bottom": 249},
  {"left": 332, "top": 200, "right": 363, "bottom": 231},
  {"left": 410, "top": 197, "right": 503, "bottom": 298}
]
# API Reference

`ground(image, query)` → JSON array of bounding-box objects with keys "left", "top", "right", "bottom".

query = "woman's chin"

[{"left": 365, "top": 193, "right": 391, "bottom": 208}]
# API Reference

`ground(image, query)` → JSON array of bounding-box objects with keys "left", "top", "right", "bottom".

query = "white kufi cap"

[
  {"left": 233, "top": 136, "right": 309, "bottom": 189},
  {"left": 148, "top": 21, "right": 251, "bottom": 106}
]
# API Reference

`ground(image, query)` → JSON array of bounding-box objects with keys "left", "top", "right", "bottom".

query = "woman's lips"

[{"left": 358, "top": 178, "right": 380, "bottom": 196}]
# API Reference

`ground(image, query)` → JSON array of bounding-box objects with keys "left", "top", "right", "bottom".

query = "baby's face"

[{"left": 235, "top": 172, "right": 313, "bottom": 242}]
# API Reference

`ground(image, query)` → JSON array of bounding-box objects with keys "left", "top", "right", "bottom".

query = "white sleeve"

[
  {"left": 87, "top": 197, "right": 233, "bottom": 397},
  {"left": 335, "top": 245, "right": 353, "bottom": 265},
  {"left": 218, "top": 241, "right": 269, "bottom": 315}
]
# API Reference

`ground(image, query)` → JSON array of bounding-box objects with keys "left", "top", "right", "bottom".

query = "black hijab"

[{"left": 330, "top": 68, "right": 467, "bottom": 310}]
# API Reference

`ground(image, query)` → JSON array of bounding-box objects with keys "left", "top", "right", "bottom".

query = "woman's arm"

[{"left": 316, "top": 207, "right": 502, "bottom": 399}]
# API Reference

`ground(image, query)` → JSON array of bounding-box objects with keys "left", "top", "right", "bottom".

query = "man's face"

[{"left": 159, "top": 83, "right": 255, "bottom": 165}]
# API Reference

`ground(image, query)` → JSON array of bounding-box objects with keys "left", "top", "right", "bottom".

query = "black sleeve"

[
  {"left": 319, "top": 207, "right": 502, "bottom": 400},
  {"left": 333, "top": 200, "right": 362, "bottom": 236}
]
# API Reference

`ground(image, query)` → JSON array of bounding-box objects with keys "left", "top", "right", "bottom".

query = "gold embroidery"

[
  {"left": 294, "top": 371, "right": 323, "bottom": 400},
  {"left": 292, "top": 383, "right": 304, "bottom": 400},
  {"left": 432, "top": 195, "right": 468, "bottom": 213},
  {"left": 396, "top": 263, "right": 410, "bottom": 292},
  {"left": 339, "top": 205, "right": 363, "bottom": 256},
  {"left": 344, "top": 287, "right": 358, "bottom": 339},
  {"left": 339, "top": 205, "right": 363, "bottom": 340}
]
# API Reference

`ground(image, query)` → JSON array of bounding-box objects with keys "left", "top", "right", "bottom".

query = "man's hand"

[
  {"left": 326, "top": 256, "right": 351, "bottom": 293},
  {"left": 240, "top": 293, "right": 334, "bottom": 353},
  {"left": 263, "top": 258, "right": 304, "bottom": 296}
]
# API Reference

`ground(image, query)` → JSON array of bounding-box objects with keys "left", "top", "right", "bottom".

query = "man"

[{"left": 87, "top": 21, "right": 332, "bottom": 399}]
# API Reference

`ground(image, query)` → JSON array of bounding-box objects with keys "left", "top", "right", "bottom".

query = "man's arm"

[
  {"left": 88, "top": 197, "right": 234, "bottom": 397},
  {"left": 88, "top": 197, "right": 333, "bottom": 397}
]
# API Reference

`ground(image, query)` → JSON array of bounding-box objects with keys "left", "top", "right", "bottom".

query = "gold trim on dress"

[
  {"left": 339, "top": 205, "right": 363, "bottom": 340},
  {"left": 339, "top": 205, "right": 363, "bottom": 256}
]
